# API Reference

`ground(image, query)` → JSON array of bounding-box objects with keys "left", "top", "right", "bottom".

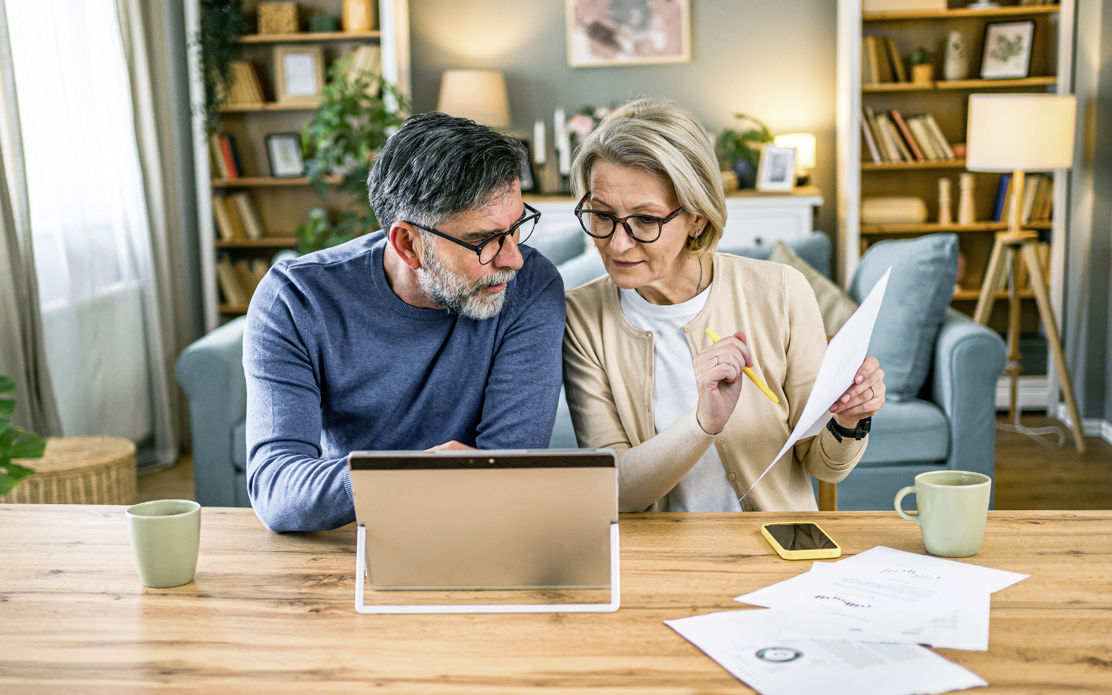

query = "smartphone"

[{"left": 760, "top": 522, "right": 841, "bottom": 560}]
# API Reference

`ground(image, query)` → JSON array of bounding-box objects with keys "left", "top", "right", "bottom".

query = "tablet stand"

[{"left": 354, "top": 522, "right": 621, "bottom": 614}]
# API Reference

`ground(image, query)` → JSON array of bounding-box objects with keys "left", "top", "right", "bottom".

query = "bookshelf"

[
  {"left": 836, "top": 1, "right": 1075, "bottom": 407},
  {"left": 186, "top": 0, "right": 411, "bottom": 330}
]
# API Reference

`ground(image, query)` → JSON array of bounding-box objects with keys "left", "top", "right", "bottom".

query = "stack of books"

[
  {"left": 215, "top": 255, "right": 272, "bottom": 307},
  {"left": 993, "top": 173, "right": 1054, "bottom": 224},
  {"left": 861, "top": 107, "right": 956, "bottom": 163},
  {"left": 212, "top": 192, "right": 265, "bottom": 242},
  {"left": 223, "top": 60, "right": 265, "bottom": 105},
  {"left": 861, "top": 35, "right": 908, "bottom": 85},
  {"left": 208, "top": 133, "right": 242, "bottom": 179}
]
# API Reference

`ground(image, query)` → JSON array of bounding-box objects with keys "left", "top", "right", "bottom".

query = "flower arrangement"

[{"left": 566, "top": 105, "right": 614, "bottom": 149}]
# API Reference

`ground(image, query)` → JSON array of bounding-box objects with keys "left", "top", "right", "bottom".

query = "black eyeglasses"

[
  {"left": 574, "top": 193, "right": 685, "bottom": 244},
  {"left": 404, "top": 203, "right": 541, "bottom": 265}
]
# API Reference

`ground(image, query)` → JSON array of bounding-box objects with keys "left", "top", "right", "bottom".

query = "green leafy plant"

[
  {"left": 908, "top": 46, "right": 934, "bottom": 66},
  {"left": 0, "top": 375, "right": 46, "bottom": 496},
  {"left": 296, "top": 57, "right": 409, "bottom": 253},
  {"left": 197, "top": 0, "right": 248, "bottom": 128},
  {"left": 716, "top": 113, "right": 774, "bottom": 169}
]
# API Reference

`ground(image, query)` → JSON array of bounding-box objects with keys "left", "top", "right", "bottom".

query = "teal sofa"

[{"left": 175, "top": 232, "right": 1005, "bottom": 510}]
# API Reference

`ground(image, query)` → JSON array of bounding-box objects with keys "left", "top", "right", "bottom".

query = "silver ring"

[
  {"left": 868, "top": 386, "right": 875, "bottom": 400},
  {"left": 712, "top": 357, "right": 719, "bottom": 367}
]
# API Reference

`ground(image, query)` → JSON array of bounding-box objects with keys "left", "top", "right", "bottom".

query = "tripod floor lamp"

[{"left": 965, "top": 93, "right": 1085, "bottom": 453}]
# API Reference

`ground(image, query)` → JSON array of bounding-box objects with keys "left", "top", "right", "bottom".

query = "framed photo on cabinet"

[
  {"left": 565, "top": 0, "right": 691, "bottom": 67},
  {"left": 265, "top": 133, "right": 305, "bottom": 177},
  {"left": 755, "top": 145, "right": 796, "bottom": 192},
  {"left": 980, "top": 21, "right": 1035, "bottom": 80},
  {"left": 274, "top": 46, "right": 325, "bottom": 103}
]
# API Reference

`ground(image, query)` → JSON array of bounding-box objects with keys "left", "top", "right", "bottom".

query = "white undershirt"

[{"left": 619, "top": 285, "right": 742, "bottom": 512}]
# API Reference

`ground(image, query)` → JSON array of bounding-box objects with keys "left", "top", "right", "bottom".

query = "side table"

[{"left": 0, "top": 436, "right": 137, "bottom": 505}]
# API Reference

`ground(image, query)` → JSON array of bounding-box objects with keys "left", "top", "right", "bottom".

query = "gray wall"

[
  {"left": 408, "top": 0, "right": 838, "bottom": 237},
  {"left": 1066, "top": 0, "right": 1112, "bottom": 422}
]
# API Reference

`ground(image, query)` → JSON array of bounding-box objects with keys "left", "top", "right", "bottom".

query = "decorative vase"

[
  {"left": 938, "top": 178, "right": 953, "bottom": 225},
  {"left": 731, "top": 160, "right": 757, "bottom": 189},
  {"left": 342, "top": 0, "right": 375, "bottom": 32},
  {"left": 943, "top": 31, "right": 970, "bottom": 81},
  {"left": 911, "top": 64, "right": 934, "bottom": 84},
  {"left": 958, "top": 173, "right": 976, "bottom": 225}
]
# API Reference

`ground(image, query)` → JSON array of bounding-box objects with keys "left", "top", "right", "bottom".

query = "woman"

[{"left": 563, "top": 99, "right": 885, "bottom": 512}]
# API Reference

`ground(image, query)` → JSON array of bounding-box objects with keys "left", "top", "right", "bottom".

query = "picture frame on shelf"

[
  {"left": 517, "top": 139, "right": 538, "bottom": 193},
  {"left": 979, "top": 21, "right": 1035, "bottom": 80},
  {"left": 755, "top": 145, "right": 796, "bottom": 192},
  {"left": 565, "top": 0, "right": 691, "bottom": 68},
  {"left": 265, "top": 133, "right": 305, "bottom": 177},
  {"left": 274, "top": 46, "right": 325, "bottom": 103}
]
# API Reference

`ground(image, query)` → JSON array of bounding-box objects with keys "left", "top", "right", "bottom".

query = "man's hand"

[{"left": 427, "top": 440, "right": 475, "bottom": 452}]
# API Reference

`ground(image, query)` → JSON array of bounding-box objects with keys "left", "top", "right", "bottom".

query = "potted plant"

[
  {"left": 296, "top": 56, "right": 409, "bottom": 253},
  {"left": 197, "top": 0, "right": 249, "bottom": 129},
  {"left": 0, "top": 375, "right": 46, "bottom": 497},
  {"left": 909, "top": 46, "right": 935, "bottom": 84},
  {"left": 716, "top": 113, "right": 774, "bottom": 189}
]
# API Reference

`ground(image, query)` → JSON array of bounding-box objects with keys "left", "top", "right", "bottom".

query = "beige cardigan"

[{"left": 563, "top": 252, "right": 867, "bottom": 512}]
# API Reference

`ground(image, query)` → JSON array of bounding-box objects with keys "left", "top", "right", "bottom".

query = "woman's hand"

[
  {"left": 830, "top": 355, "right": 885, "bottom": 429},
  {"left": 694, "top": 331, "right": 751, "bottom": 435}
]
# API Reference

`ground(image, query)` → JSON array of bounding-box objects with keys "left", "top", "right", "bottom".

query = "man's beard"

[{"left": 416, "top": 244, "right": 516, "bottom": 320}]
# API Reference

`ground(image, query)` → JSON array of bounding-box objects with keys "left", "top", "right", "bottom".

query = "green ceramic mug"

[
  {"left": 894, "top": 470, "right": 991, "bottom": 557},
  {"left": 125, "top": 499, "right": 201, "bottom": 588}
]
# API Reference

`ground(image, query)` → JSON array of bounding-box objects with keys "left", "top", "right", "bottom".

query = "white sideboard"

[{"left": 525, "top": 186, "right": 822, "bottom": 254}]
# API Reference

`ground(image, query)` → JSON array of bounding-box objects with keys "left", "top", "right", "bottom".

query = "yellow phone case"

[{"left": 761, "top": 522, "right": 842, "bottom": 560}]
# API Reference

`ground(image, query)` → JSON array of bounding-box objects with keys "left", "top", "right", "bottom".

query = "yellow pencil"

[{"left": 705, "top": 327, "right": 780, "bottom": 404}]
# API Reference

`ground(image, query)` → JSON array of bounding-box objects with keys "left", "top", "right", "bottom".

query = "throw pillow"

[
  {"left": 770, "top": 241, "right": 858, "bottom": 335},
  {"left": 850, "top": 234, "right": 958, "bottom": 402}
]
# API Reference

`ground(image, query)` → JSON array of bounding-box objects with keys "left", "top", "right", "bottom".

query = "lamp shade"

[
  {"left": 774, "top": 132, "right": 817, "bottom": 170},
  {"left": 965, "top": 94, "right": 1076, "bottom": 172},
  {"left": 436, "top": 69, "right": 510, "bottom": 128}
]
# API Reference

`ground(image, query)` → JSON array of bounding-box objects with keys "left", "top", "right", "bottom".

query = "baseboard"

[{"left": 1051, "top": 403, "right": 1112, "bottom": 444}]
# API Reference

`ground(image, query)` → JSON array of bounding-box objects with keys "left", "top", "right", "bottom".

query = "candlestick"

[{"left": 533, "top": 119, "right": 546, "bottom": 166}]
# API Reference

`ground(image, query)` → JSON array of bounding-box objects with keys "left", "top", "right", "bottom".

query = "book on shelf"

[
  {"left": 209, "top": 134, "right": 230, "bottom": 178},
  {"left": 227, "top": 60, "right": 264, "bottom": 105},
  {"left": 888, "top": 110, "right": 924, "bottom": 161},
  {"left": 340, "top": 45, "right": 382, "bottom": 85},
  {"left": 862, "top": 106, "right": 891, "bottom": 161},
  {"left": 992, "top": 174, "right": 1012, "bottom": 222},
  {"left": 906, "top": 116, "right": 941, "bottom": 160},
  {"left": 211, "top": 195, "right": 238, "bottom": 241},
  {"left": 250, "top": 258, "right": 271, "bottom": 285},
  {"left": 884, "top": 37, "right": 907, "bottom": 83},
  {"left": 1029, "top": 174, "right": 1054, "bottom": 222},
  {"left": 229, "top": 191, "right": 264, "bottom": 240},
  {"left": 224, "top": 134, "right": 243, "bottom": 178},
  {"left": 860, "top": 116, "right": 882, "bottom": 163},
  {"left": 875, "top": 113, "right": 911, "bottom": 162},
  {"left": 920, "top": 114, "right": 954, "bottom": 159},
  {"left": 233, "top": 259, "right": 262, "bottom": 299},
  {"left": 1020, "top": 174, "right": 1044, "bottom": 223},
  {"left": 215, "top": 255, "right": 250, "bottom": 306}
]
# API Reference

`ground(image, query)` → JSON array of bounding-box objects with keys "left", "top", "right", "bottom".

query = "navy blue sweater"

[{"left": 243, "top": 232, "right": 565, "bottom": 532}]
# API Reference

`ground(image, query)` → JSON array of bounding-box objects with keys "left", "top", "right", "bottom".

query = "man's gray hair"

[{"left": 367, "top": 112, "right": 529, "bottom": 229}]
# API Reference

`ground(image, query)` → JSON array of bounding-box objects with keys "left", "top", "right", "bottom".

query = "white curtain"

[{"left": 5, "top": 0, "right": 173, "bottom": 468}]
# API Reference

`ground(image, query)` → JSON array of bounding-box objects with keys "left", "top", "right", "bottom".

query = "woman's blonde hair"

[{"left": 570, "top": 98, "right": 726, "bottom": 255}]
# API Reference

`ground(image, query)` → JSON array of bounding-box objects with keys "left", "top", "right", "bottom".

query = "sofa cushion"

[
  {"left": 720, "top": 233, "right": 833, "bottom": 279},
  {"left": 232, "top": 420, "right": 247, "bottom": 473},
  {"left": 850, "top": 234, "right": 958, "bottom": 402},
  {"left": 526, "top": 223, "right": 586, "bottom": 267},
  {"left": 558, "top": 248, "right": 607, "bottom": 289},
  {"left": 857, "top": 398, "right": 949, "bottom": 466},
  {"left": 770, "top": 240, "right": 858, "bottom": 334}
]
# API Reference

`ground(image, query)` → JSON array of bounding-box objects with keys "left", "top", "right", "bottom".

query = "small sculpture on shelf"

[
  {"left": 958, "top": 172, "right": 976, "bottom": 225},
  {"left": 937, "top": 177, "right": 953, "bottom": 225},
  {"left": 943, "top": 30, "right": 970, "bottom": 81}
]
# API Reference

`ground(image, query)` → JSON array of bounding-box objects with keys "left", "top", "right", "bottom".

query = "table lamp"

[
  {"left": 436, "top": 69, "right": 511, "bottom": 129},
  {"left": 773, "top": 132, "right": 816, "bottom": 185},
  {"left": 965, "top": 93, "right": 1085, "bottom": 452}
]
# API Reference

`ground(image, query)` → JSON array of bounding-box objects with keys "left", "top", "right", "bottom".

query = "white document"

[
  {"left": 739, "top": 268, "right": 891, "bottom": 503},
  {"left": 665, "top": 609, "right": 987, "bottom": 695},
  {"left": 735, "top": 547, "right": 1027, "bottom": 647}
]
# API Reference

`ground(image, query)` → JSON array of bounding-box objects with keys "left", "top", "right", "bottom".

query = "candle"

[
  {"left": 533, "top": 119, "right": 546, "bottom": 165},
  {"left": 558, "top": 129, "right": 571, "bottom": 176},
  {"left": 554, "top": 107, "right": 568, "bottom": 176}
]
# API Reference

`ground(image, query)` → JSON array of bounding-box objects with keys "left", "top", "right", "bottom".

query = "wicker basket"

[
  {"left": 258, "top": 2, "right": 299, "bottom": 35},
  {"left": 0, "top": 436, "right": 137, "bottom": 505}
]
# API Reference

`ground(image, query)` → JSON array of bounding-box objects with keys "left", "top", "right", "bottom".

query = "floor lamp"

[{"left": 965, "top": 93, "right": 1085, "bottom": 453}]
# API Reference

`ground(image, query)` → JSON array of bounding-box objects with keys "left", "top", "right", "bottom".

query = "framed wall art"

[
  {"left": 274, "top": 45, "right": 325, "bottom": 103},
  {"left": 265, "top": 133, "right": 305, "bottom": 177},
  {"left": 980, "top": 21, "right": 1035, "bottom": 80},
  {"left": 566, "top": 0, "right": 691, "bottom": 68}
]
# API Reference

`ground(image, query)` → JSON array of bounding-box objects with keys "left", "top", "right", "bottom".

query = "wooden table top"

[{"left": 1, "top": 506, "right": 1108, "bottom": 693}]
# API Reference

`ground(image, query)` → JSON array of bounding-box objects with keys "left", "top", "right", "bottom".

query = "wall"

[
  {"left": 408, "top": 0, "right": 838, "bottom": 237},
  {"left": 1065, "top": 0, "right": 1112, "bottom": 424}
]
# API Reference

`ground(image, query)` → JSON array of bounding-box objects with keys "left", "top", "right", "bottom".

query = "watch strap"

[{"left": 826, "top": 416, "right": 871, "bottom": 442}]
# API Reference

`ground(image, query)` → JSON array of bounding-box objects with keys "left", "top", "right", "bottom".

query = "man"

[{"left": 244, "top": 113, "right": 566, "bottom": 533}]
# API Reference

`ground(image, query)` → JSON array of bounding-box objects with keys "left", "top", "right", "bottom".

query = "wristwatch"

[{"left": 826, "top": 416, "right": 871, "bottom": 442}]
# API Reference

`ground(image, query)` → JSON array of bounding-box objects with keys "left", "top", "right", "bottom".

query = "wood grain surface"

[{"left": 1, "top": 506, "right": 1109, "bottom": 693}]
